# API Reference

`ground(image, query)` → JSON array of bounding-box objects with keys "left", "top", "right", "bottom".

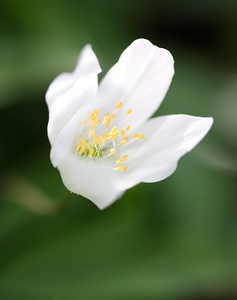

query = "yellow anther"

[
  {"left": 134, "top": 133, "right": 145, "bottom": 139},
  {"left": 104, "top": 133, "right": 110, "bottom": 140},
  {"left": 126, "top": 109, "right": 132, "bottom": 115},
  {"left": 116, "top": 160, "right": 122, "bottom": 165},
  {"left": 122, "top": 155, "right": 128, "bottom": 161},
  {"left": 115, "top": 102, "right": 123, "bottom": 110},
  {"left": 103, "top": 115, "right": 111, "bottom": 123},
  {"left": 89, "top": 148, "right": 95, "bottom": 156},
  {"left": 126, "top": 125, "right": 130, "bottom": 131},
  {"left": 120, "top": 136, "right": 128, "bottom": 145},
  {"left": 90, "top": 109, "right": 99, "bottom": 120},
  {"left": 121, "top": 130, "right": 125, "bottom": 136},
  {"left": 79, "top": 147, "right": 85, "bottom": 155},
  {"left": 97, "top": 118, "right": 102, "bottom": 124},
  {"left": 76, "top": 144, "right": 81, "bottom": 153},
  {"left": 110, "top": 127, "right": 117, "bottom": 134},
  {"left": 90, "top": 120, "right": 97, "bottom": 130},
  {"left": 110, "top": 126, "right": 119, "bottom": 140},
  {"left": 134, "top": 133, "right": 139, "bottom": 138},
  {"left": 78, "top": 138, "right": 86, "bottom": 145},
  {"left": 117, "top": 166, "right": 128, "bottom": 171},
  {"left": 111, "top": 113, "right": 116, "bottom": 120},
  {"left": 93, "top": 136, "right": 105, "bottom": 145}
]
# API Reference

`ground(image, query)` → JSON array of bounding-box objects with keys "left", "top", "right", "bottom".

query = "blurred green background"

[{"left": 1, "top": 0, "right": 237, "bottom": 299}]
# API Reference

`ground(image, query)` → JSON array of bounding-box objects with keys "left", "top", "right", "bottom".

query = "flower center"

[{"left": 75, "top": 102, "right": 145, "bottom": 171}]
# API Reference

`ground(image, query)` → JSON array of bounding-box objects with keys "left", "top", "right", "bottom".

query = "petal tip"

[
  {"left": 74, "top": 44, "right": 102, "bottom": 75},
  {"left": 201, "top": 116, "right": 214, "bottom": 134}
]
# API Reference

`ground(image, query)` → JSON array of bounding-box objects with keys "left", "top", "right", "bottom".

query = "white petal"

[
  {"left": 115, "top": 115, "right": 213, "bottom": 188},
  {"left": 97, "top": 38, "right": 174, "bottom": 129},
  {"left": 58, "top": 157, "right": 124, "bottom": 209},
  {"left": 46, "top": 45, "right": 101, "bottom": 145},
  {"left": 50, "top": 106, "right": 125, "bottom": 209},
  {"left": 46, "top": 40, "right": 214, "bottom": 210}
]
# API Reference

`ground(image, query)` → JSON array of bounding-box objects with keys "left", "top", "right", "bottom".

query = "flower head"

[{"left": 46, "top": 39, "right": 213, "bottom": 209}]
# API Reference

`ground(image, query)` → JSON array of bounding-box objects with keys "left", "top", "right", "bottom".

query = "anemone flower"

[{"left": 46, "top": 39, "right": 213, "bottom": 209}]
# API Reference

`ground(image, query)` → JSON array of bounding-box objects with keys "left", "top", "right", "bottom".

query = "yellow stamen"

[
  {"left": 103, "top": 115, "right": 110, "bottom": 123},
  {"left": 115, "top": 102, "right": 123, "bottom": 110},
  {"left": 89, "top": 148, "right": 95, "bottom": 156},
  {"left": 79, "top": 147, "right": 85, "bottom": 155},
  {"left": 122, "top": 155, "right": 128, "bottom": 161},
  {"left": 133, "top": 133, "right": 139, "bottom": 138},
  {"left": 116, "top": 160, "right": 122, "bottom": 165},
  {"left": 78, "top": 138, "right": 86, "bottom": 145},
  {"left": 76, "top": 144, "right": 81, "bottom": 153},
  {"left": 110, "top": 127, "right": 119, "bottom": 141},
  {"left": 104, "top": 133, "right": 110, "bottom": 140},
  {"left": 134, "top": 133, "right": 145, "bottom": 139},
  {"left": 117, "top": 166, "right": 128, "bottom": 171},
  {"left": 90, "top": 120, "right": 97, "bottom": 130},
  {"left": 75, "top": 103, "right": 144, "bottom": 171},
  {"left": 120, "top": 136, "right": 128, "bottom": 145},
  {"left": 90, "top": 109, "right": 99, "bottom": 120},
  {"left": 93, "top": 136, "right": 105, "bottom": 145}
]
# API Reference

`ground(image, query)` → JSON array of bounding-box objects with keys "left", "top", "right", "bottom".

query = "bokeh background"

[{"left": 1, "top": 0, "right": 237, "bottom": 299}]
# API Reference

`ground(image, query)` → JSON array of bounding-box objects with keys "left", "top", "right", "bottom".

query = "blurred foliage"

[{"left": 1, "top": 0, "right": 237, "bottom": 299}]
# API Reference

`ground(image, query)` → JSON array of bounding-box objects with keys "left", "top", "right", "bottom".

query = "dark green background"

[{"left": 1, "top": 0, "right": 237, "bottom": 299}]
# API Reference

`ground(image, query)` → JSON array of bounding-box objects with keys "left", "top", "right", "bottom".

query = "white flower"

[{"left": 46, "top": 39, "right": 213, "bottom": 209}]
